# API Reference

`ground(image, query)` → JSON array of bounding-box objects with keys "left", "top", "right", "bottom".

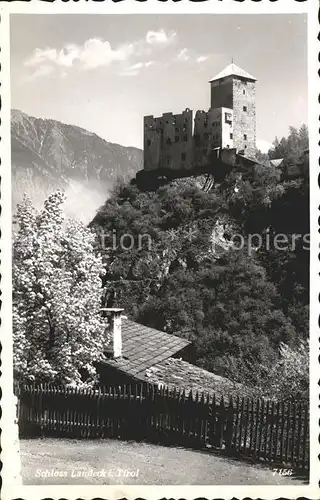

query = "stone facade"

[
  {"left": 194, "top": 108, "right": 234, "bottom": 166},
  {"left": 210, "top": 76, "right": 256, "bottom": 158},
  {"left": 144, "top": 109, "right": 193, "bottom": 172},
  {"left": 231, "top": 79, "right": 256, "bottom": 158}
]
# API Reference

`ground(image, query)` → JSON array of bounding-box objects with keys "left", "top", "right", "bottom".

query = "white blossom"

[{"left": 13, "top": 191, "right": 109, "bottom": 386}]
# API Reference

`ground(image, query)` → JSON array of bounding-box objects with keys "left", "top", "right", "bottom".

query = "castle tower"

[{"left": 209, "top": 63, "right": 257, "bottom": 158}]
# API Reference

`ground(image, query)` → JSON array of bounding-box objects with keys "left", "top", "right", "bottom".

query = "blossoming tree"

[{"left": 13, "top": 190, "right": 108, "bottom": 386}]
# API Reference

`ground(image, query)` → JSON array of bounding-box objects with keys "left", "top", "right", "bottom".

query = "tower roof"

[{"left": 209, "top": 63, "right": 257, "bottom": 83}]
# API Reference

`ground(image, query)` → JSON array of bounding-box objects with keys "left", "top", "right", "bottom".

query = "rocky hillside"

[{"left": 11, "top": 109, "right": 143, "bottom": 223}]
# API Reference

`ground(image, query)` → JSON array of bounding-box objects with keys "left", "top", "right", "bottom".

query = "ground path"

[{"left": 20, "top": 438, "right": 307, "bottom": 485}]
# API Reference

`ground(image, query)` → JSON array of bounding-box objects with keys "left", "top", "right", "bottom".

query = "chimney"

[{"left": 101, "top": 308, "right": 125, "bottom": 358}]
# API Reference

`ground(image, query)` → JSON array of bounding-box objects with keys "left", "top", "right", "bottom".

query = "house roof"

[
  {"left": 101, "top": 319, "right": 190, "bottom": 379},
  {"left": 270, "top": 158, "right": 284, "bottom": 167},
  {"left": 145, "top": 357, "right": 250, "bottom": 401},
  {"left": 209, "top": 63, "right": 257, "bottom": 83},
  {"left": 237, "top": 153, "right": 260, "bottom": 165}
]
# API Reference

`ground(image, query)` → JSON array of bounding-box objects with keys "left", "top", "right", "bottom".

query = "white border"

[{"left": 1, "top": 1, "right": 319, "bottom": 499}]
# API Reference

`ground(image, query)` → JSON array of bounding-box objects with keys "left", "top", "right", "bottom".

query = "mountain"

[{"left": 11, "top": 109, "right": 143, "bottom": 223}]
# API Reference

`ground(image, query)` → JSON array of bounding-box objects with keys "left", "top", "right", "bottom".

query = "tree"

[
  {"left": 13, "top": 191, "right": 108, "bottom": 386},
  {"left": 268, "top": 124, "right": 309, "bottom": 164},
  {"left": 137, "top": 248, "right": 296, "bottom": 385},
  {"left": 257, "top": 341, "right": 309, "bottom": 402}
]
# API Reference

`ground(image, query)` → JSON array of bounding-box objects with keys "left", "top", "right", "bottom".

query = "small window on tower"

[
  {"left": 175, "top": 136, "right": 179, "bottom": 143},
  {"left": 181, "top": 153, "right": 186, "bottom": 161},
  {"left": 166, "top": 138, "right": 172, "bottom": 145},
  {"left": 243, "top": 106, "right": 247, "bottom": 112},
  {"left": 230, "top": 133, "right": 233, "bottom": 139},
  {"left": 243, "top": 89, "right": 246, "bottom": 95},
  {"left": 204, "top": 122, "right": 208, "bottom": 128},
  {"left": 244, "top": 134, "right": 247, "bottom": 140},
  {"left": 183, "top": 135, "right": 188, "bottom": 142},
  {"left": 147, "top": 139, "right": 151, "bottom": 147}
]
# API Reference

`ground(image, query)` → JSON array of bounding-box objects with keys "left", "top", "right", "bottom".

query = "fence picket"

[
  {"left": 285, "top": 402, "right": 291, "bottom": 464},
  {"left": 296, "top": 403, "right": 302, "bottom": 465},
  {"left": 291, "top": 402, "right": 297, "bottom": 466},
  {"left": 302, "top": 406, "right": 308, "bottom": 467}
]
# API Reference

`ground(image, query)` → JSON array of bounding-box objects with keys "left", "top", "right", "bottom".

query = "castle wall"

[
  {"left": 220, "top": 107, "right": 234, "bottom": 149},
  {"left": 144, "top": 116, "right": 161, "bottom": 171},
  {"left": 144, "top": 110, "right": 193, "bottom": 172},
  {"left": 194, "top": 108, "right": 233, "bottom": 165},
  {"left": 232, "top": 78, "right": 256, "bottom": 158}
]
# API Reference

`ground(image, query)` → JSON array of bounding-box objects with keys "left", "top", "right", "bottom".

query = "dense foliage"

[
  {"left": 90, "top": 126, "right": 309, "bottom": 400},
  {"left": 13, "top": 191, "right": 108, "bottom": 386},
  {"left": 12, "top": 125, "right": 309, "bottom": 401}
]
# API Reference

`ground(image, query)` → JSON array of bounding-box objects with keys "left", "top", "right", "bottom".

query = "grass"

[{"left": 20, "top": 437, "right": 307, "bottom": 485}]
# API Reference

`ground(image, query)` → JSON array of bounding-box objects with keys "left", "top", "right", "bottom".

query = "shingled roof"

[
  {"left": 209, "top": 63, "right": 257, "bottom": 83},
  {"left": 145, "top": 357, "right": 249, "bottom": 401},
  {"left": 101, "top": 319, "right": 190, "bottom": 380}
]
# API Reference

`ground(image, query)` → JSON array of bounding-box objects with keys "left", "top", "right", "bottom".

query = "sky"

[{"left": 10, "top": 14, "right": 307, "bottom": 152}]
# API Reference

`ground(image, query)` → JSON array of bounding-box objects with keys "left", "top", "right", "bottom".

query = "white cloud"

[
  {"left": 196, "top": 55, "right": 209, "bottom": 64},
  {"left": 146, "top": 29, "right": 176, "bottom": 45},
  {"left": 257, "top": 139, "right": 272, "bottom": 153},
  {"left": 119, "top": 60, "right": 156, "bottom": 77},
  {"left": 25, "top": 65, "right": 55, "bottom": 81},
  {"left": 128, "top": 62, "right": 144, "bottom": 71},
  {"left": 176, "top": 48, "right": 190, "bottom": 62},
  {"left": 25, "top": 48, "right": 58, "bottom": 67},
  {"left": 23, "top": 31, "right": 173, "bottom": 80},
  {"left": 25, "top": 38, "right": 133, "bottom": 71}
]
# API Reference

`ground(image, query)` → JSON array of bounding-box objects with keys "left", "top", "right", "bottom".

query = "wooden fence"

[{"left": 15, "top": 383, "right": 309, "bottom": 469}]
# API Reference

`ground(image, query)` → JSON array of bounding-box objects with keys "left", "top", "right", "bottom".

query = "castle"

[{"left": 143, "top": 63, "right": 257, "bottom": 175}]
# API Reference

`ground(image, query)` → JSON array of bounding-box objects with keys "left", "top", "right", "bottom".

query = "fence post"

[{"left": 225, "top": 396, "right": 234, "bottom": 450}]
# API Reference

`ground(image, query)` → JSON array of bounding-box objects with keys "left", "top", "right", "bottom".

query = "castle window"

[
  {"left": 175, "top": 136, "right": 179, "bottom": 143},
  {"left": 166, "top": 138, "right": 172, "bottom": 145},
  {"left": 230, "top": 133, "right": 233, "bottom": 139},
  {"left": 181, "top": 153, "right": 186, "bottom": 161},
  {"left": 175, "top": 127, "right": 179, "bottom": 133},
  {"left": 243, "top": 89, "right": 246, "bottom": 95},
  {"left": 244, "top": 145, "right": 247, "bottom": 149},
  {"left": 147, "top": 139, "right": 151, "bottom": 147},
  {"left": 183, "top": 135, "right": 188, "bottom": 142},
  {"left": 225, "top": 112, "right": 232, "bottom": 124},
  {"left": 243, "top": 106, "right": 247, "bottom": 112},
  {"left": 204, "top": 133, "right": 209, "bottom": 140},
  {"left": 244, "top": 134, "right": 247, "bottom": 140},
  {"left": 204, "top": 122, "right": 208, "bottom": 128}
]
